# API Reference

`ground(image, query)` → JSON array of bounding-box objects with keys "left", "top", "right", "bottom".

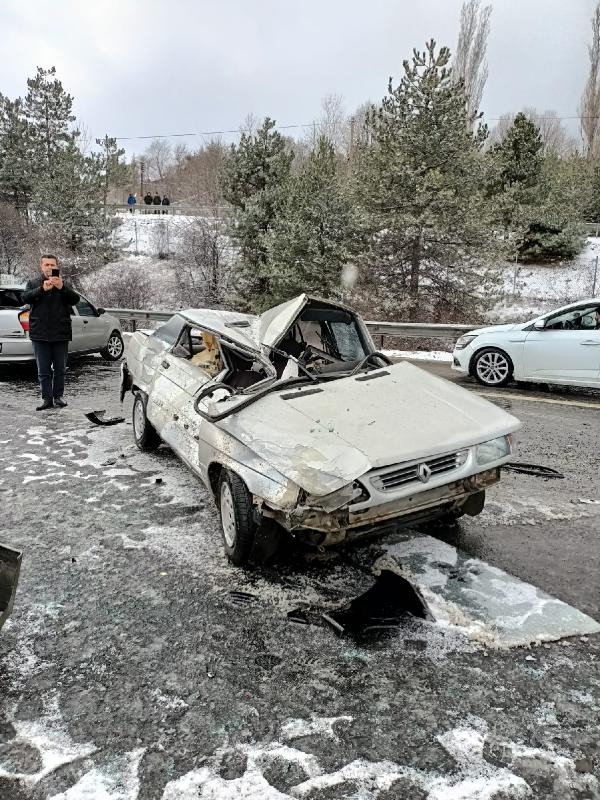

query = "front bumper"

[
  {"left": 267, "top": 468, "right": 500, "bottom": 546},
  {"left": 451, "top": 351, "right": 469, "bottom": 374}
]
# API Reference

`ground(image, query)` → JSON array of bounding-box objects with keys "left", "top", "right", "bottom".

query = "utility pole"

[
  {"left": 140, "top": 159, "right": 145, "bottom": 200},
  {"left": 593, "top": 255, "right": 599, "bottom": 296},
  {"left": 348, "top": 116, "right": 355, "bottom": 174}
]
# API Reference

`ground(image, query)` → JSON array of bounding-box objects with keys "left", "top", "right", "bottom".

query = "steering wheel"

[
  {"left": 195, "top": 382, "right": 235, "bottom": 405},
  {"left": 299, "top": 344, "right": 344, "bottom": 366},
  {"left": 350, "top": 351, "right": 392, "bottom": 376}
]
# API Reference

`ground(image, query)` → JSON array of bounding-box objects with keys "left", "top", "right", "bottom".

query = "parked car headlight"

[
  {"left": 476, "top": 435, "right": 512, "bottom": 465},
  {"left": 455, "top": 334, "right": 478, "bottom": 350}
]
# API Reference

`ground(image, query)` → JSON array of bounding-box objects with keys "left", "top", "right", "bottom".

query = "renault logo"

[{"left": 418, "top": 463, "right": 432, "bottom": 483}]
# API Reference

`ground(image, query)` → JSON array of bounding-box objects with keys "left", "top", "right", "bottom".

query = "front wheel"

[
  {"left": 471, "top": 347, "right": 513, "bottom": 387},
  {"left": 100, "top": 330, "right": 125, "bottom": 361},
  {"left": 218, "top": 471, "right": 259, "bottom": 566},
  {"left": 132, "top": 392, "right": 160, "bottom": 451}
]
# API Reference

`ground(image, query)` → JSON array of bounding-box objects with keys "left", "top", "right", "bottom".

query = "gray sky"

[{"left": 0, "top": 0, "right": 596, "bottom": 156}]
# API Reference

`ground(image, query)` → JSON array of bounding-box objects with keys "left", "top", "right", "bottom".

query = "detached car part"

[{"left": 0, "top": 544, "right": 22, "bottom": 631}]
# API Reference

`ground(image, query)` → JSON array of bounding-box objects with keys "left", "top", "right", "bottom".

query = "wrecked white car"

[{"left": 121, "top": 295, "right": 520, "bottom": 564}]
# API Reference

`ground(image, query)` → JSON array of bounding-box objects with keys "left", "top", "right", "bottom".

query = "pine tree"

[
  {"left": 0, "top": 96, "right": 36, "bottom": 217},
  {"left": 356, "top": 40, "right": 499, "bottom": 321},
  {"left": 221, "top": 118, "right": 293, "bottom": 309},
  {"left": 266, "top": 137, "right": 355, "bottom": 307},
  {"left": 24, "top": 67, "right": 76, "bottom": 177},
  {"left": 488, "top": 114, "right": 584, "bottom": 261}
]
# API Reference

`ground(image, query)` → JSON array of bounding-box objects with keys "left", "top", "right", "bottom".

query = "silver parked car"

[
  {"left": 0, "top": 284, "right": 124, "bottom": 363},
  {"left": 121, "top": 294, "right": 521, "bottom": 565}
]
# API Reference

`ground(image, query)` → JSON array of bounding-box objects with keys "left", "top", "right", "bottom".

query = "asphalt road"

[{"left": 0, "top": 356, "right": 599, "bottom": 799}]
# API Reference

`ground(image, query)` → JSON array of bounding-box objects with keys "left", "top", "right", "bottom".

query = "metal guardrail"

[
  {"left": 111, "top": 204, "right": 228, "bottom": 217},
  {"left": 105, "top": 308, "right": 474, "bottom": 341}
]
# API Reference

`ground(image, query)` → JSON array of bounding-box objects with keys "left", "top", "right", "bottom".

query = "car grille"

[{"left": 370, "top": 451, "right": 467, "bottom": 492}]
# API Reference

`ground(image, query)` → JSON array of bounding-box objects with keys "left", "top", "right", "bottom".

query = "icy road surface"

[{"left": 0, "top": 356, "right": 599, "bottom": 799}]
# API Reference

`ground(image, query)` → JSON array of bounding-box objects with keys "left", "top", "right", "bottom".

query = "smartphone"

[{"left": 51, "top": 268, "right": 60, "bottom": 277}]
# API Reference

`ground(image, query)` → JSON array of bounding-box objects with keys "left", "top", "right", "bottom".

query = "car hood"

[
  {"left": 463, "top": 322, "right": 524, "bottom": 337},
  {"left": 217, "top": 362, "right": 520, "bottom": 497}
]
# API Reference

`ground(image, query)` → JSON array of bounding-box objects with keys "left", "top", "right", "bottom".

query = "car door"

[
  {"left": 74, "top": 296, "right": 109, "bottom": 351},
  {"left": 522, "top": 304, "right": 600, "bottom": 385},
  {"left": 154, "top": 326, "right": 215, "bottom": 466}
]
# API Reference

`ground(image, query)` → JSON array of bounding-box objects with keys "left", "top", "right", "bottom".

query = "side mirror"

[
  {"left": 532, "top": 320, "right": 546, "bottom": 330},
  {"left": 96, "top": 307, "right": 106, "bottom": 316}
]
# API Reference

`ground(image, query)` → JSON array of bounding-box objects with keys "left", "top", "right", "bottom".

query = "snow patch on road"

[{"left": 49, "top": 747, "right": 145, "bottom": 800}]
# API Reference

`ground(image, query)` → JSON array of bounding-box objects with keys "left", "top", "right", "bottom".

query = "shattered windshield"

[{"left": 274, "top": 306, "right": 371, "bottom": 377}]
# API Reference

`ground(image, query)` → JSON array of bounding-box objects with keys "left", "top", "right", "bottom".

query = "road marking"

[{"left": 477, "top": 391, "right": 600, "bottom": 410}]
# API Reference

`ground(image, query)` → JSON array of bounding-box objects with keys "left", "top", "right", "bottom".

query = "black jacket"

[
  {"left": 22, "top": 278, "right": 80, "bottom": 342},
  {"left": 152, "top": 194, "right": 161, "bottom": 205},
  {"left": 144, "top": 194, "right": 153, "bottom": 205}
]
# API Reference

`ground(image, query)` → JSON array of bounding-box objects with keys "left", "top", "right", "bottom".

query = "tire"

[
  {"left": 100, "top": 330, "right": 124, "bottom": 361},
  {"left": 471, "top": 347, "right": 514, "bottom": 387},
  {"left": 218, "top": 470, "right": 258, "bottom": 566},
  {"left": 132, "top": 392, "right": 160, "bottom": 451}
]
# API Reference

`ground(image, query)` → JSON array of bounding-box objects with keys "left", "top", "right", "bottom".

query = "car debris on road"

[{"left": 0, "top": 544, "right": 21, "bottom": 632}]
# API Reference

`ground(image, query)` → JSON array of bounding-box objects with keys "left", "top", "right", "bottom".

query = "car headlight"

[
  {"left": 455, "top": 335, "right": 478, "bottom": 350},
  {"left": 476, "top": 435, "right": 512, "bottom": 465}
]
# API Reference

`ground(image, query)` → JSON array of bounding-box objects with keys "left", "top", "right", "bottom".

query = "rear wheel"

[
  {"left": 132, "top": 392, "right": 160, "bottom": 451},
  {"left": 218, "top": 470, "right": 258, "bottom": 566},
  {"left": 100, "top": 330, "right": 124, "bottom": 361},
  {"left": 472, "top": 347, "right": 513, "bottom": 387}
]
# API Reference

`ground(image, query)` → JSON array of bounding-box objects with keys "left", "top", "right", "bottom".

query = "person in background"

[
  {"left": 143, "top": 192, "right": 153, "bottom": 213},
  {"left": 22, "top": 255, "right": 80, "bottom": 411},
  {"left": 127, "top": 192, "right": 137, "bottom": 213},
  {"left": 152, "top": 193, "right": 161, "bottom": 214},
  {"left": 161, "top": 195, "right": 170, "bottom": 214}
]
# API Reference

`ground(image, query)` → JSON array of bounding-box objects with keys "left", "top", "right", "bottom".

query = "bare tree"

[
  {"left": 0, "top": 202, "right": 34, "bottom": 277},
  {"left": 580, "top": 2, "right": 600, "bottom": 158},
  {"left": 173, "top": 217, "right": 233, "bottom": 308},
  {"left": 315, "top": 93, "right": 349, "bottom": 154},
  {"left": 453, "top": 0, "right": 492, "bottom": 121},
  {"left": 144, "top": 138, "right": 173, "bottom": 182},
  {"left": 90, "top": 267, "right": 153, "bottom": 311}
]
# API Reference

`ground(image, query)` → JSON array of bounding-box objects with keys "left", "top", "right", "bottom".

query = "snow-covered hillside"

[{"left": 102, "top": 214, "right": 599, "bottom": 326}]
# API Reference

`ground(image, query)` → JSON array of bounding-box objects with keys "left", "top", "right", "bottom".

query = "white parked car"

[
  {"left": 452, "top": 299, "right": 600, "bottom": 388},
  {"left": 0, "top": 284, "right": 124, "bottom": 363},
  {"left": 121, "top": 294, "right": 520, "bottom": 565}
]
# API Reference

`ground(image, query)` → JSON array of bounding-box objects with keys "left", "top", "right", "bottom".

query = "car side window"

[
  {"left": 76, "top": 298, "right": 96, "bottom": 317},
  {"left": 545, "top": 305, "right": 598, "bottom": 330}
]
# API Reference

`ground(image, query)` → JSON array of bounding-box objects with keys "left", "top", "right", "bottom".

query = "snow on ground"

[
  {"left": 384, "top": 349, "right": 453, "bottom": 362},
  {"left": 111, "top": 211, "right": 199, "bottom": 256}
]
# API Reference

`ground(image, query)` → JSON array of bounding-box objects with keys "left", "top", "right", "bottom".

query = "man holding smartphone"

[{"left": 22, "top": 255, "right": 80, "bottom": 411}]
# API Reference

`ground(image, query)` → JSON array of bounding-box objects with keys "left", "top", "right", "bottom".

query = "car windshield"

[{"left": 272, "top": 303, "right": 372, "bottom": 379}]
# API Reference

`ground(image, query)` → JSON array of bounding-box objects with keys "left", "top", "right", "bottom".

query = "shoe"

[
  {"left": 36, "top": 400, "right": 54, "bottom": 411},
  {"left": 53, "top": 397, "right": 68, "bottom": 408}
]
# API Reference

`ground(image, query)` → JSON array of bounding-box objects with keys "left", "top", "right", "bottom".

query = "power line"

[{"left": 113, "top": 122, "right": 315, "bottom": 141}]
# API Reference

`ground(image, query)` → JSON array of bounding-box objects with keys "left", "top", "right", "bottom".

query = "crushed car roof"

[{"left": 179, "top": 294, "right": 357, "bottom": 352}]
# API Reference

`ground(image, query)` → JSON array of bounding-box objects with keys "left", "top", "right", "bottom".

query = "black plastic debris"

[
  {"left": 228, "top": 590, "right": 259, "bottom": 606},
  {"left": 321, "top": 569, "right": 433, "bottom": 637},
  {"left": 85, "top": 410, "right": 126, "bottom": 426},
  {"left": 504, "top": 462, "right": 564, "bottom": 479},
  {"left": 0, "top": 544, "right": 22, "bottom": 632},
  {"left": 287, "top": 608, "right": 310, "bottom": 625}
]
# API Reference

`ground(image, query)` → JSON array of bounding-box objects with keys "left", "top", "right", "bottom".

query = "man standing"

[{"left": 22, "top": 255, "right": 80, "bottom": 411}]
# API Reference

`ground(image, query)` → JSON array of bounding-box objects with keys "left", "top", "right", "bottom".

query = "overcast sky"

[{"left": 0, "top": 0, "right": 596, "bottom": 156}]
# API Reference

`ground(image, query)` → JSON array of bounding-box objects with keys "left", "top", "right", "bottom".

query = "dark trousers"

[{"left": 32, "top": 341, "right": 69, "bottom": 401}]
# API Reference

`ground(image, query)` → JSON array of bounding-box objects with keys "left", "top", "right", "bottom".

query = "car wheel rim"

[
  {"left": 476, "top": 352, "right": 509, "bottom": 385},
  {"left": 220, "top": 482, "right": 237, "bottom": 549},
  {"left": 107, "top": 335, "right": 123, "bottom": 358},
  {"left": 133, "top": 399, "right": 145, "bottom": 440}
]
